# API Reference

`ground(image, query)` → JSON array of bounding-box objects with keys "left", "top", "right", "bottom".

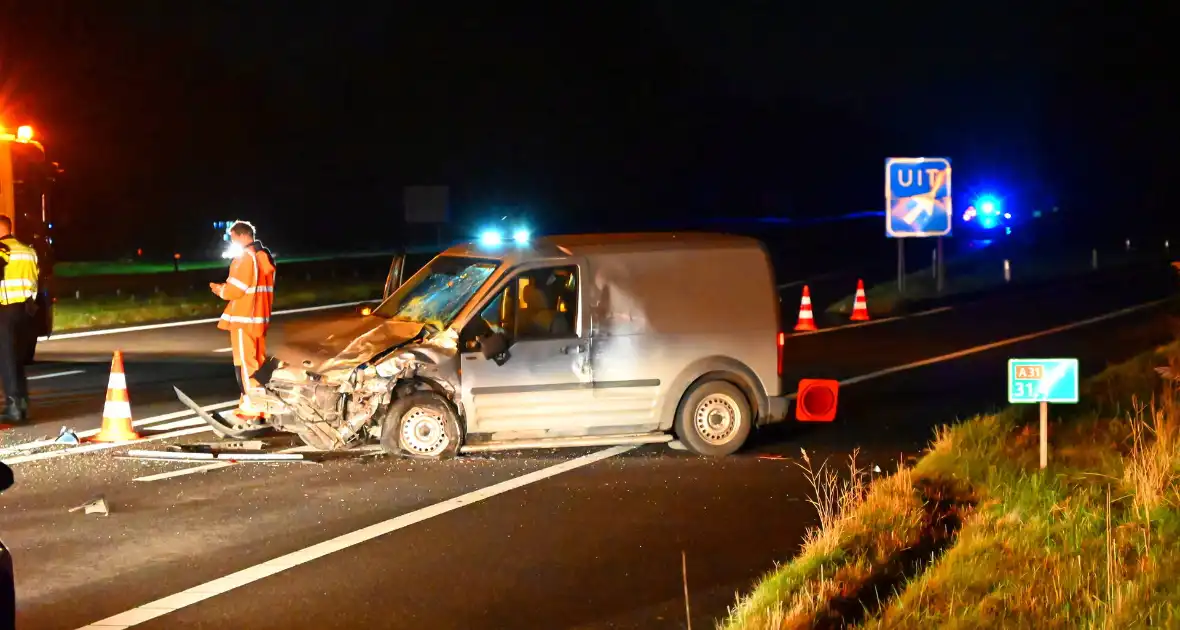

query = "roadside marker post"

[
  {"left": 885, "top": 157, "right": 953, "bottom": 296},
  {"left": 1007, "top": 358, "right": 1080, "bottom": 469}
]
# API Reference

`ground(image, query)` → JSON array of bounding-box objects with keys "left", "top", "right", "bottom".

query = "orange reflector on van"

[{"left": 796, "top": 379, "right": 839, "bottom": 422}]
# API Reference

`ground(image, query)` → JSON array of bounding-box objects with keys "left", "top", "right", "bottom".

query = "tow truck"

[{"left": 0, "top": 124, "right": 59, "bottom": 363}]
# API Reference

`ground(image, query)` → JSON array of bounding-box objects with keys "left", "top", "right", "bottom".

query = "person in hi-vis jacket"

[
  {"left": 209, "top": 220, "right": 276, "bottom": 419},
  {"left": 0, "top": 215, "right": 38, "bottom": 423}
]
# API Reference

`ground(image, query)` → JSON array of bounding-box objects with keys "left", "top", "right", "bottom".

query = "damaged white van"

[{"left": 196, "top": 233, "right": 793, "bottom": 457}]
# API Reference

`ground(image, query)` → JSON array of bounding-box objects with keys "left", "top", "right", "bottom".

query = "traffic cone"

[
  {"left": 850, "top": 279, "right": 871, "bottom": 321},
  {"left": 91, "top": 350, "right": 140, "bottom": 442},
  {"left": 794, "top": 285, "right": 818, "bottom": 332}
]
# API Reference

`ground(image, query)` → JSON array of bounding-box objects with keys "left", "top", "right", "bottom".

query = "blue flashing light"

[
  {"left": 978, "top": 214, "right": 999, "bottom": 230},
  {"left": 479, "top": 230, "right": 503, "bottom": 246},
  {"left": 512, "top": 228, "right": 530, "bottom": 245},
  {"left": 980, "top": 201, "right": 995, "bottom": 214},
  {"left": 47, "top": 223, "right": 53, "bottom": 229},
  {"left": 1003, "top": 212, "right": 1011, "bottom": 220},
  {"left": 1005, "top": 227, "right": 1012, "bottom": 235}
]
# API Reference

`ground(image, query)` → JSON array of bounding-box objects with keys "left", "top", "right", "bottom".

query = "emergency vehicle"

[{"left": 0, "top": 124, "right": 59, "bottom": 363}]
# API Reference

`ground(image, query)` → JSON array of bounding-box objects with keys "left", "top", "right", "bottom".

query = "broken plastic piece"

[
  {"left": 187, "top": 441, "right": 265, "bottom": 452},
  {"left": 55, "top": 426, "right": 80, "bottom": 445},
  {"left": 69, "top": 497, "right": 110, "bottom": 516}
]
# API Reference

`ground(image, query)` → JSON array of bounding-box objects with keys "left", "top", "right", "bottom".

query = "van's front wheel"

[
  {"left": 674, "top": 380, "right": 752, "bottom": 457},
  {"left": 380, "top": 392, "right": 462, "bottom": 459}
]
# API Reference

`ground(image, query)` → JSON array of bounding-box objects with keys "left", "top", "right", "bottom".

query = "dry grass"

[
  {"left": 720, "top": 450, "right": 924, "bottom": 630},
  {"left": 726, "top": 342, "right": 1180, "bottom": 629}
]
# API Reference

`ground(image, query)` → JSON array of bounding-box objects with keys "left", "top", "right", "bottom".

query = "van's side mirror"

[
  {"left": 383, "top": 253, "right": 407, "bottom": 301},
  {"left": 479, "top": 332, "right": 511, "bottom": 366}
]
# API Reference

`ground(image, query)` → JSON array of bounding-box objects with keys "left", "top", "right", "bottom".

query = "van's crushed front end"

[{"left": 253, "top": 319, "right": 461, "bottom": 451}]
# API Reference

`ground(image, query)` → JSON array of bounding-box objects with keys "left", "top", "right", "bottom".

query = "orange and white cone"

[
  {"left": 794, "top": 285, "right": 818, "bottom": 332},
  {"left": 91, "top": 350, "right": 141, "bottom": 442},
  {"left": 850, "top": 279, "right": 870, "bottom": 321}
]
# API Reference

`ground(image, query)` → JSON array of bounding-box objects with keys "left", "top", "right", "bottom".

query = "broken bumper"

[{"left": 762, "top": 395, "right": 791, "bottom": 425}]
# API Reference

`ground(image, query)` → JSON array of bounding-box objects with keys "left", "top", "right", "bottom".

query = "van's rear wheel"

[
  {"left": 674, "top": 380, "right": 751, "bottom": 457},
  {"left": 380, "top": 392, "right": 462, "bottom": 459}
]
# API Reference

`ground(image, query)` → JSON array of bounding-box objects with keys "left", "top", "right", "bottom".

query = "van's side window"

[
  {"left": 463, "top": 265, "right": 579, "bottom": 350},
  {"left": 513, "top": 266, "right": 578, "bottom": 341}
]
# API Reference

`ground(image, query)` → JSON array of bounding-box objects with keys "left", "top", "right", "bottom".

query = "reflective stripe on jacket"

[
  {"left": 217, "top": 241, "right": 276, "bottom": 336},
  {"left": 0, "top": 236, "right": 38, "bottom": 305}
]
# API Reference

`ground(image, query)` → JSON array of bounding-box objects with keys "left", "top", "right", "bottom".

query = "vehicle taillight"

[{"left": 777, "top": 331, "right": 785, "bottom": 377}]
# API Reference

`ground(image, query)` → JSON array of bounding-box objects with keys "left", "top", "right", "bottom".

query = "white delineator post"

[{"left": 1040, "top": 401, "right": 1048, "bottom": 469}]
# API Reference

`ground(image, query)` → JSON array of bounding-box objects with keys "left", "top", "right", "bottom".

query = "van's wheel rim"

[
  {"left": 399, "top": 407, "right": 450, "bottom": 456},
  {"left": 694, "top": 394, "right": 742, "bottom": 445}
]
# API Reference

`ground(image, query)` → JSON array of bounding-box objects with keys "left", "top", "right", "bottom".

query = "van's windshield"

[{"left": 373, "top": 256, "right": 500, "bottom": 331}]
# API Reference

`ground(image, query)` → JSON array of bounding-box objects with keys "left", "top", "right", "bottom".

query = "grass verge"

[
  {"left": 826, "top": 245, "right": 1144, "bottom": 317},
  {"left": 55, "top": 251, "right": 399, "bottom": 277},
  {"left": 722, "top": 341, "right": 1180, "bottom": 629},
  {"left": 50, "top": 281, "right": 380, "bottom": 331}
]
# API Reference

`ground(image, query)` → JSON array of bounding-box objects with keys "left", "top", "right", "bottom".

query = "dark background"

[{"left": 0, "top": 2, "right": 1169, "bottom": 260}]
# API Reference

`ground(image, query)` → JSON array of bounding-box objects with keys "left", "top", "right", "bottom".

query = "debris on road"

[
  {"left": 174, "top": 440, "right": 266, "bottom": 452},
  {"left": 174, "top": 387, "right": 269, "bottom": 440},
  {"left": 124, "top": 449, "right": 308, "bottom": 463},
  {"left": 54, "top": 427, "right": 80, "bottom": 445},
  {"left": 69, "top": 497, "right": 110, "bottom": 516}
]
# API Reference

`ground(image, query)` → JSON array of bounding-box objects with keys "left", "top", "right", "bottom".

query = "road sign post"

[
  {"left": 897, "top": 239, "right": 906, "bottom": 295},
  {"left": 886, "top": 157, "right": 953, "bottom": 296},
  {"left": 1007, "top": 358, "right": 1080, "bottom": 469},
  {"left": 937, "top": 237, "right": 945, "bottom": 293}
]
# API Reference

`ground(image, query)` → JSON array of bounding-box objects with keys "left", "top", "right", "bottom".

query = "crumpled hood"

[{"left": 274, "top": 314, "right": 426, "bottom": 378}]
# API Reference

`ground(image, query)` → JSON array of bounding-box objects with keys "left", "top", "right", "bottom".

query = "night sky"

[{"left": 0, "top": 3, "right": 1169, "bottom": 260}]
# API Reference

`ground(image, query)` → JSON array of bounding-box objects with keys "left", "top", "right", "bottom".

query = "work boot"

[{"left": 0, "top": 397, "right": 27, "bottom": 423}]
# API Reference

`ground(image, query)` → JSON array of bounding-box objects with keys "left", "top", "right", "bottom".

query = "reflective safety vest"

[
  {"left": 0, "top": 236, "right": 38, "bottom": 306},
  {"left": 217, "top": 241, "right": 276, "bottom": 337}
]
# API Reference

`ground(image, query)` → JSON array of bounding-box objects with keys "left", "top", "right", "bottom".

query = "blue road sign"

[
  {"left": 1007, "top": 358, "right": 1079, "bottom": 404},
  {"left": 885, "top": 157, "right": 952, "bottom": 237}
]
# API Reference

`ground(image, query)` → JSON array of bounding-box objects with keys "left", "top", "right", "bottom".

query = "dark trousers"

[{"left": 0, "top": 303, "right": 29, "bottom": 401}]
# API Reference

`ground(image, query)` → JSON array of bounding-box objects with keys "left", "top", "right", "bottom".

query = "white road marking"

[
  {"left": 132, "top": 446, "right": 316, "bottom": 482},
  {"left": 837, "top": 298, "right": 1171, "bottom": 387},
  {"left": 29, "top": 369, "right": 86, "bottom": 381},
  {"left": 77, "top": 445, "right": 636, "bottom": 629},
  {"left": 144, "top": 417, "right": 209, "bottom": 432},
  {"left": 792, "top": 305, "right": 953, "bottom": 336},
  {"left": 4, "top": 425, "right": 213, "bottom": 465},
  {"left": 212, "top": 347, "right": 233, "bottom": 353},
  {"left": 38, "top": 300, "right": 372, "bottom": 342},
  {"left": 0, "top": 400, "right": 236, "bottom": 459},
  {"left": 778, "top": 298, "right": 1170, "bottom": 400}
]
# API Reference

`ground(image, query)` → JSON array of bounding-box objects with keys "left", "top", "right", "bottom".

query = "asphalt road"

[{"left": 2, "top": 264, "right": 1177, "bottom": 630}]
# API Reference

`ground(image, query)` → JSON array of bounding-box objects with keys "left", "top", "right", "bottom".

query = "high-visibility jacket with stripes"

[
  {"left": 217, "top": 241, "right": 276, "bottom": 337},
  {"left": 0, "top": 236, "right": 39, "bottom": 306}
]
